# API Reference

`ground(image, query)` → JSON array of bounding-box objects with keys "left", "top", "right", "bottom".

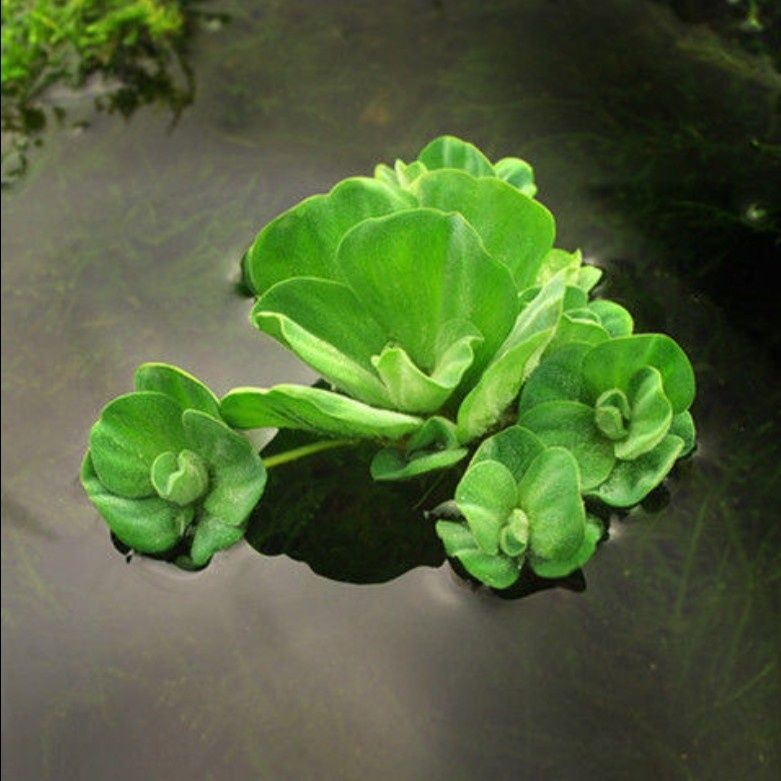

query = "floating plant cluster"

[{"left": 82, "top": 136, "right": 696, "bottom": 586}]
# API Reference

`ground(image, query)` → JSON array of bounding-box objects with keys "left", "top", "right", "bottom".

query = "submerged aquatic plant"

[{"left": 82, "top": 136, "right": 696, "bottom": 588}]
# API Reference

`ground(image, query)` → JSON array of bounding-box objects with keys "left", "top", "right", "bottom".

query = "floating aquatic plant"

[{"left": 81, "top": 136, "right": 696, "bottom": 588}]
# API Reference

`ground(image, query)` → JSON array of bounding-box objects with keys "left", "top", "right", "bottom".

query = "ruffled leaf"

[
  {"left": 530, "top": 515, "right": 603, "bottom": 579},
  {"left": 517, "top": 447, "right": 586, "bottom": 561},
  {"left": 518, "top": 341, "right": 591, "bottom": 413},
  {"left": 371, "top": 417, "right": 467, "bottom": 481},
  {"left": 457, "top": 274, "right": 564, "bottom": 442},
  {"left": 413, "top": 169, "right": 555, "bottom": 288},
  {"left": 670, "top": 411, "right": 697, "bottom": 456},
  {"left": 588, "top": 299, "right": 634, "bottom": 337},
  {"left": 582, "top": 334, "right": 695, "bottom": 413},
  {"left": 244, "top": 177, "right": 415, "bottom": 295},
  {"left": 417, "top": 135, "right": 494, "bottom": 177},
  {"left": 469, "top": 426, "right": 545, "bottom": 483},
  {"left": 134, "top": 363, "right": 221, "bottom": 419},
  {"left": 337, "top": 209, "right": 517, "bottom": 374},
  {"left": 518, "top": 400, "right": 615, "bottom": 490},
  {"left": 588, "top": 435, "right": 684, "bottom": 507},
  {"left": 89, "top": 392, "right": 188, "bottom": 499},
  {"left": 81, "top": 453, "right": 190, "bottom": 553},
  {"left": 253, "top": 278, "right": 391, "bottom": 407},
  {"left": 493, "top": 157, "right": 537, "bottom": 196},
  {"left": 182, "top": 410, "right": 266, "bottom": 527},
  {"left": 455, "top": 460, "right": 518, "bottom": 555},
  {"left": 614, "top": 366, "right": 673, "bottom": 460}
]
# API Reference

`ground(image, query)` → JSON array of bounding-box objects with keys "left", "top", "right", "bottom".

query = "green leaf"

[
  {"left": 221, "top": 384, "right": 423, "bottom": 440},
  {"left": 670, "top": 411, "right": 697, "bottom": 456},
  {"left": 244, "top": 177, "right": 415, "bottom": 295},
  {"left": 182, "top": 410, "right": 266, "bottom": 528},
  {"left": 518, "top": 401, "right": 615, "bottom": 490},
  {"left": 371, "top": 446, "right": 467, "bottom": 482},
  {"left": 575, "top": 265, "right": 603, "bottom": 292},
  {"left": 536, "top": 248, "right": 582, "bottom": 286},
  {"left": 150, "top": 450, "right": 209, "bottom": 506},
  {"left": 371, "top": 417, "right": 468, "bottom": 481},
  {"left": 134, "top": 363, "right": 220, "bottom": 419},
  {"left": 588, "top": 299, "right": 634, "bottom": 337},
  {"left": 493, "top": 157, "right": 537, "bottom": 197},
  {"left": 456, "top": 275, "right": 565, "bottom": 442},
  {"left": 550, "top": 311, "right": 610, "bottom": 350},
  {"left": 614, "top": 367, "right": 673, "bottom": 460},
  {"left": 336, "top": 209, "right": 517, "bottom": 374},
  {"left": 89, "top": 391, "right": 187, "bottom": 499},
  {"left": 454, "top": 548, "right": 521, "bottom": 589},
  {"left": 517, "top": 447, "right": 586, "bottom": 562},
  {"left": 435, "top": 520, "right": 479, "bottom": 556},
  {"left": 470, "top": 426, "right": 545, "bottom": 482},
  {"left": 588, "top": 435, "right": 684, "bottom": 507},
  {"left": 582, "top": 334, "right": 695, "bottom": 413},
  {"left": 413, "top": 169, "right": 555, "bottom": 288},
  {"left": 81, "top": 453, "right": 189, "bottom": 553},
  {"left": 417, "top": 135, "right": 494, "bottom": 177},
  {"left": 455, "top": 460, "right": 518, "bottom": 555},
  {"left": 371, "top": 326, "right": 481, "bottom": 413},
  {"left": 518, "top": 341, "right": 591, "bottom": 413},
  {"left": 253, "top": 278, "right": 391, "bottom": 407},
  {"left": 530, "top": 515, "right": 603, "bottom": 579},
  {"left": 189, "top": 517, "right": 246, "bottom": 567}
]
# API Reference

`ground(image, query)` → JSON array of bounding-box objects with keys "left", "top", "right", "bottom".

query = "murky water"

[{"left": 2, "top": 1, "right": 779, "bottom": 779}]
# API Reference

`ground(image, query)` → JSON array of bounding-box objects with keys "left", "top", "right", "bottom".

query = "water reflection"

[{"left": 1, "top": 4, "right": 230, "bottom": 187}]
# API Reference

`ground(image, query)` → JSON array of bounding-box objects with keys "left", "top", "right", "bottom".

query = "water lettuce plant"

[
  {"left": 82, "top": 135, "right": 696, "bottom": 588},
  {"left": 81, "top": 363, "right": 266, "bottom": 567}
]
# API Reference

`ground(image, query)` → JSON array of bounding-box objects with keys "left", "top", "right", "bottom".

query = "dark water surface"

[{"left": 3, "top": 1, "right": 780, "bottom": 779}]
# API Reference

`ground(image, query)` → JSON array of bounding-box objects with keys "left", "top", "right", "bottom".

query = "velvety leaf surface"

[
  {"left": 413, "top": 169, "right": 555, "bottom": 288},
  {"left": 614, "top": 366, "right": 673, "bottom": 460},
  {"left": 81, "top": 454, "right": 189, "bottom": 553},
  {"left": 244, "top": 177, "right": 415, "bottom": 295},
  {"left": 518, "top": 401, "right": 615, "bottom": 490},
  {"left": 582, "top": 334, "right": 695, "bottom": 412},
  {"left": 371, "top": 417, "right": 468, "bottom": 481},
  {"left": 588, "top": 299, "right": 634, "bottom": 337},
  {"left": 670, "top": 410, "right": 697, "bottom": 456},
  {"left": 189, "top": 517, "right": 246, "bottom": 567},
  {"left": 456, "top": 275, "right": 564, "bottom": 441},
  {"left": 588, "top": 434, "right": 684, "bottom": 507},
  {"left": 134, "top": 363, "right": 221, "bottom": 419},
  {"left": 417, "top": 135, "right": 494, "bottom": 177},
  {"left": 220, "top": 384, "right": 423, "bottom": 440},
  {"left": 253, "top": 278, "right": 391, "bottom": 407},
  {"left": 453, "top": 548, "right": 521, "bottom": 589},
  {"left": 182, "top": 410, "right": 266, "bottom": 527},
  {"left": 493, "top": 157, "right": 537, "bottom": 196},
  {"left": 455, "top": 460, "right": 518, "bottom": 555},
  {"left": 336, "top": 209, "right": 517, "bottom": 373},
  {"left": 89, "top": 391, "right": 188, "bottom": 499},
  {"left": 529, "top": 515, "right": 603, "bottom": 579},
  {"left": 517, "top": 341, "right": 591, "bottom": 412},
  {"left": 517, "top": 447, "right": 586, "bottom": 561},
  {"left": 469, "top": 426, "right": 545, "bottom": 482}
]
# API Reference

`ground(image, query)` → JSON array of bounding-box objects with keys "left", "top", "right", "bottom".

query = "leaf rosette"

[
  {"left": 225, "top": 136, "right": 610, "bottom": 479},
  {"left": 436, "top": 426, "right": 603, "bottom": 589},
  {"left": 82, "top": 364, "right": 266, "bottom": 566},
  {"left": 518, "top": 333, "right": 696, "bottom": 506}
]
